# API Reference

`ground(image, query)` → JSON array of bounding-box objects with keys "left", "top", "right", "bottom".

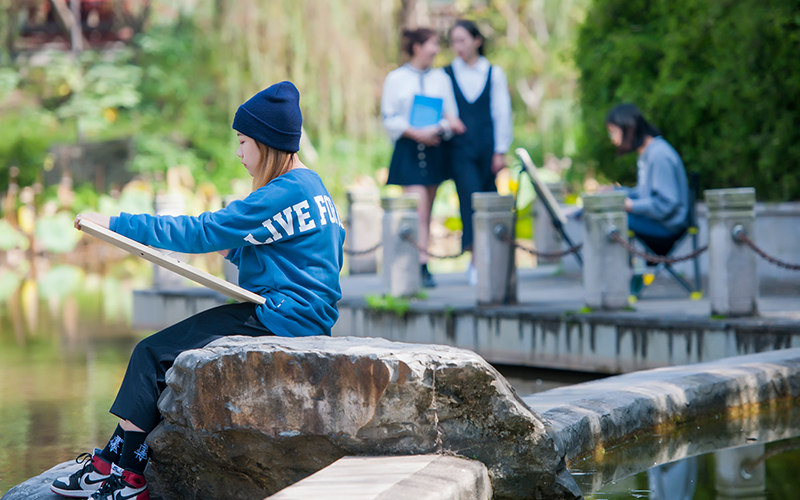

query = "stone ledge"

[
  {"left": 266, "top": 455, "right": 491, "bottom": 500},
  {"left": 335, "top": 303, "right": 800, "bottom": 373},
  {"left": 524, "top": 347, "right": 800, "bottom": 462}
]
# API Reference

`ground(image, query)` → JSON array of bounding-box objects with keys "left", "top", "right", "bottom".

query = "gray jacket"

[{"left": 628, "top": 137, "right": 689, "bottom": 233}]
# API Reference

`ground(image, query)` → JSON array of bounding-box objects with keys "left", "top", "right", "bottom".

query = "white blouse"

[
  {"left": 381, "top": 64, "right": 460, "bottom": 143},
  {"left": 449, "top": 56, "right": 513, "bottom": 154}
]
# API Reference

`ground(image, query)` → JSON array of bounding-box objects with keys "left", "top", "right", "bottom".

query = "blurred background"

[{"left": 1, "top": 0, "right": 799, "bottom": 495}]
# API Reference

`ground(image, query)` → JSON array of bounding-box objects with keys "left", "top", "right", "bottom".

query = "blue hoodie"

[{"left": 110, "top": 169, "right": 345, "bottom": 337}]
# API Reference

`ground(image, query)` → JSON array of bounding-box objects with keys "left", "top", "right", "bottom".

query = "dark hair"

[
  {"left": 401, "top": 28, "right": 437, "bottom": 57},
  {"left": 450, "top": 20, "right": 485, "bottom": 56},
  {"left": 605, "top": 104, "right": 661, "bottom": 155}
]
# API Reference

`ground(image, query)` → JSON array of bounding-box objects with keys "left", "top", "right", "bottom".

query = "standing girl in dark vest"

[
  {"left": 50, "top": 81, "right": 344, "bottom": 500},
  {"left": 446, "top": 20, "right": 513, "bottom": 285},
  {"left": 381, "top": 28, "right": 464, "bottom": 288}
]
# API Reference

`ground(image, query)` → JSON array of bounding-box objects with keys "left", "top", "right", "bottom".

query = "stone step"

[{"left": 266, "top": 455, "right": 491, "bottom": 500}]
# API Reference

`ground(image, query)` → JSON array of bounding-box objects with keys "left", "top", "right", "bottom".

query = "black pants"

[
  {"left": 110, "top": 302, "right": 274, "bottom": 433},
  {"left": 451, "top": 148, "right": 496, "bottom": 251}
]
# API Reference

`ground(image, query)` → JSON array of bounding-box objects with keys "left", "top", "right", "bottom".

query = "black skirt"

[{"left": 387, "top": 137, "right": 448, "bottom": 186}]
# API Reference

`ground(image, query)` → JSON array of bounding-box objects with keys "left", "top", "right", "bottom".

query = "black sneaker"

[
  {"left": 91, "top": 464, "right": 149, "bottom": 500},
  {"left": 51, "top": 449, "right": 113, "bottom": 498},
  {"left": 421, "top": 263, "right": 436, "bottom": 288}
]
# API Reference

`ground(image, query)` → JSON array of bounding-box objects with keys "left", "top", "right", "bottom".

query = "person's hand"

[
  {"left": 624, "top": 198, "right": 633, "bottom": 212},
  {"left": 406, "top": 127, "right": 442, "bottom": 147},
  {"left": 446, "top": 115, "right": 466, "bottom": 135},
  {"left": 491, "top": 153, "right": 506, "bottom": 175},
  {"left": 74, "top": 212, "right": 111, "bottom": 230}
]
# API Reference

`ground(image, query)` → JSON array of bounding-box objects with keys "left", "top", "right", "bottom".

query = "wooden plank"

[
  {"left": 78, "top": 219, "right": 266, "bottom": 305},
  {"left": 515, "top": 147, "right": 568, "bottom": 225}
]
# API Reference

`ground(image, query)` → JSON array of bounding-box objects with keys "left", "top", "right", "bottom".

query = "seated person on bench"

[{"left": 605, "top": 104, "right": 689, "bottom": 254}]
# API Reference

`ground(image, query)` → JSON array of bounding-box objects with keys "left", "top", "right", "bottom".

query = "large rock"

[{"left": 146, "top": 336, "right": 580, "bottom": 500}]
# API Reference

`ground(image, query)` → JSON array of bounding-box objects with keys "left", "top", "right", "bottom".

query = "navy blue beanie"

[{"left": 232, "top": 81, "right": 302, "bottom": 153}]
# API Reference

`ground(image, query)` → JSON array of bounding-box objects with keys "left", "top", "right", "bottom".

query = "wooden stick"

[{"left": 78, "top": 219, "right": 266, "bottom": 305}]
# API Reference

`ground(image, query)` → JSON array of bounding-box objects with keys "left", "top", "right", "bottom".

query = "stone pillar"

[
  {"left": 705, "top": 188, "right": 758, "bottom": 317},
  {"left": 714, "top": 444, "right": 765, "bottom": 500},
  {"left": 582, "top": 192, "right": 628, "bottom": 310},
  {"left": 382, "top": 195, "right": 420, "bottom": 297},
  {"left": 534, "top": 182, "right": 566, "bottom": 264},
  {"left": 346, "top": 186, "right": 382, "bottom": 274},
  {"left": 473, "top": 193, "right": 516, "bottom": 305},
  {"left": 153, "top": 193, "right": 186, "bottom": 290}
]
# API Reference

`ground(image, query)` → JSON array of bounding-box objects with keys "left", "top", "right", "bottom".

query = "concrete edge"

[
  {"left": 526, "top": 348, "right": 800, "bottom": 460},
  {"left": 265, "top": 455, "right": 491, "bottom": 500},
  {"left": 336, "top": 300, "right": 800, "bottom": 333}
]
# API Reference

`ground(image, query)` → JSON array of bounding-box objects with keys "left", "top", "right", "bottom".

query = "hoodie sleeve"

[{"left": 109, "top": 177, "right": 319, "bottom": 253}]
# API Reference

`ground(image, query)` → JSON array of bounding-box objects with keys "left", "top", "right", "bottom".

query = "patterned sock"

[
  {"left": 118, "top": 430, "right": 149, "bottom": 475},
  {"left": 98, "top": 424, "right": 125, "bottom": 464}
]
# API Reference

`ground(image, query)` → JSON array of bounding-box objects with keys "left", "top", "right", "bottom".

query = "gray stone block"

[
  {"left": 346, "top": 187, "right": 382, "bottom": 274},
  {"left": 534, "top": 182, "right": 566, "bottom": 265},
  {"left": 582, "top": 192, "right": 629, "bottom": 310},
  {"left": 381, "top": 195, "right": 420, "bottom": 297},
  {"left": 705, "top": 188, "right": 758, "bottom": 316},
  {"left": 473, "top": 193, "right": 516, "bottom": 305},
  {"left": 266, "top": 455, "right": 491, "bottom": 500}
]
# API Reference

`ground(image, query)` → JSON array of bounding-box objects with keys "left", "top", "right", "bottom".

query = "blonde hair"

[{"left": 252, "top": 141, "right": 297, "bottom": 190}]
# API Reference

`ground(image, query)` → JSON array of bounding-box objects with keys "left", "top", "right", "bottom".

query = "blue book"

[{"left": 409, "top": 95, "right": 443, "bottom": 128}]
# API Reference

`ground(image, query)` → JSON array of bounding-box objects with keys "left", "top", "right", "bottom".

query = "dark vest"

[{"left": 444, "top": 64, "right": 494, "bottom": 156}]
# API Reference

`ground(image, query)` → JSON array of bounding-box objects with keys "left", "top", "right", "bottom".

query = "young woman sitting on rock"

[{"left": 51, "top": 81, "right": 344, "bottom": 500}]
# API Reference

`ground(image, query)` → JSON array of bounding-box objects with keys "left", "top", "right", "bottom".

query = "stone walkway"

[{"left": 340, "top": 265, "right": 800, "bottom": 322}]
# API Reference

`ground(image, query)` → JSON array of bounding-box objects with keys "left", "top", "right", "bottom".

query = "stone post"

[
  {"left": 153, "top": 193, "right": 186, "bottom": 290},
  {"left": 705, "top": 188, "right": 758, "bottom": 317},
  {"left": 582, "top": 192, "right": 629, "bottom": 310},
  {"left": 346, "top": 186, "right": 382, "bottom": 274},
  {"left": 534, "top": 181, "right": 566, "bottom": 264},
  {"left": 382, "top": 195, "right": 420, "bottom": 297},
  {"left": 473, "top": 193, "right": 516, "bottom": 305}
]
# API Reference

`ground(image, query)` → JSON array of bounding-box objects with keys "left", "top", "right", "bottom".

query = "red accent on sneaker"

[
  {"left": 92, "top": 454, "right": 113, "bottom": 476},
  {"left": 121, "top": 470, "right": 149, "bottom": 500}
]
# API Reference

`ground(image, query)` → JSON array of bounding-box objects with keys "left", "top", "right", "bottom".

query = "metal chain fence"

[
  {"left": 342, "top": 242, "right": 382, "bottom": 256},
  {"left": 733, "top": 228, "right": 800, "bottom": 271},
  {"left": 607, "top": 230, "right": 708, "bottom": 265},
  {"left": 400, "top": 231, "right": 465, "bottom": 260},
  {"left": 493, "top": 226, "right": 583, "bottom": 259}
]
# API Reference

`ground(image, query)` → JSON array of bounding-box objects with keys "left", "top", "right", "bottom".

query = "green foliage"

[
  {"left": 365, "top": 292, "right": 428, "bottom": 317},
  {"left": 575, "top": 0, "right": 800, "bottom": 200},
  {"left": 34, "top": 213, "right": 82, "bottom": 253},
  {"left": 0, "top": 220, "right": 27, "bottom": 251},
  {"left": 365, "top": 294, "right": 411, "bottom": 317},
  {"left": 0, "top": 0, "right": 595, "bottom": 218}
]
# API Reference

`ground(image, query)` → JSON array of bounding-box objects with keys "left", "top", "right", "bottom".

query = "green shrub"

[{"left": 575, "top": 0, "right": 800, "bottom": 201}]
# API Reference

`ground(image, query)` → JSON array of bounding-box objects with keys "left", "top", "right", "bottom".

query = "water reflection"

[
  {"left": 0, "top": 260, "right": 150, "bottom": 494},
  {"left": 715, "top": 444, "right": 765, "bottom": 500},
  {"left": 574, "top": 408, "right": 800, "bottom": 499},
  {"left": 648, "top": 457, "right": 697, "bottom": 500}
]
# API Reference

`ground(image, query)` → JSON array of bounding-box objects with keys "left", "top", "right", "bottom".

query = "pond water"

[
  {"left": 0, "top": 263, "right": 150, "bottom": 495},
  {"left": 1, "top": 263, "right": 799, "bottom": 498},
  {"left": 569, "top": 404, "right": 800, "bottom": 499}
]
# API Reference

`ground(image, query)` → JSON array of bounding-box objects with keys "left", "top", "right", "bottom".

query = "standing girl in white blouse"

[
  {"left": 446, "top": 20, "right": 513, "bottom": 284},
  {"left": 381, "top": 28, "right": 464, "bottom": 288}
]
